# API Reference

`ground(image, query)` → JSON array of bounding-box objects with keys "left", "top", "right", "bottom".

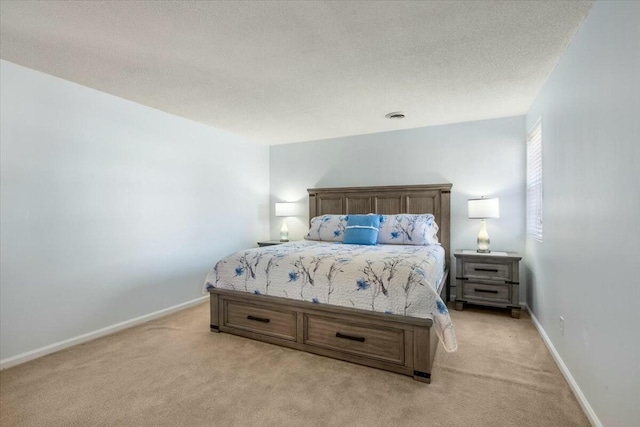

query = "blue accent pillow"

[{"left": 343, "top": 215, "right": 381, "bottom": 245}]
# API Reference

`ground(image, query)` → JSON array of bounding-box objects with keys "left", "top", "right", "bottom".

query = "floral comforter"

[{"left": 204, "top": 240, "right": 457, "bottom": 351}]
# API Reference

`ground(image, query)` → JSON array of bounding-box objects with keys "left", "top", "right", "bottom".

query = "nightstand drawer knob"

[
  {"left": 474, "top": 268, "right": 499, "bottom": 272},
  {"left": 474, "top": 288, "right": 499, "bottom": 294}
]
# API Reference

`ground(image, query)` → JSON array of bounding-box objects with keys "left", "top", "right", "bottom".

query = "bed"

[{"left": 206, "top": 184, "right": 454, "bottom": 382}]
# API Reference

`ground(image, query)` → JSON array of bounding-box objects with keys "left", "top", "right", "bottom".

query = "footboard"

[{"left": 209, "top": 269, "right": 447, "bottom": 383}]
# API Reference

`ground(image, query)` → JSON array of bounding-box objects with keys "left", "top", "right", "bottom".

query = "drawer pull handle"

[
  {"left": 475, "top": 268, "right": 499, "bottom": 272},
  {"left": 335, "top": 332, "right": 365, "bottom": 342},
  {"left": 247, "top": 315, "right": 270, "bottom": 323},
  {"left": 475, "top": 288, "right": 499, "bottom": 294}
]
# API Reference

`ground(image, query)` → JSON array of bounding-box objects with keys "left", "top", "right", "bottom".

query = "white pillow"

[
  {"left": 377, "top": 214, "right": 439, "bottom": 245},
  {"left": 305, "top": 215, "right": 349, "bottom": 242}
]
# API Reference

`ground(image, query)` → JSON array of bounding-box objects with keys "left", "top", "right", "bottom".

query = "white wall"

[
  {"left": 270, "top": 116, "right": 526, "bottom": 299},
  {"left": 525, "top": 1, "right": 639, "bottom": 426},
  {"left": 0, "top": 60, "right": 270, "bottom": 361}
]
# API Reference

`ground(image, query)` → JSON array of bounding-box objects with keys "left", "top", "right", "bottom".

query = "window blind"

[{"left": 527, "top": 118, "right": 543, "bottom": 241}]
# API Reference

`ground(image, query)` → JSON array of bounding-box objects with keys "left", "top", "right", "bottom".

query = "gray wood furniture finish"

[
  {"left": 308, "top": 184, "right": 451, "bottom": 276},
  {"left": 211, "top": 271, "right": 448, "bottom": 383},
  {"left": 257, "top": 240, "right": 286, "bottom": 247},
  {"left": 453, "top": 250, "right": 522, "bottom": 318},
  {"left": 210, "top": 183, "right": 452, "bottom": 383}
]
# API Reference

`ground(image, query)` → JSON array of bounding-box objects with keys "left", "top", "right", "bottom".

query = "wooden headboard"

[{"left": 307, "top": 183, "right": 452, "bottom": 269}]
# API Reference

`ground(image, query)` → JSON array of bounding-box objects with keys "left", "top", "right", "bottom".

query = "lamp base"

[
  {"left": 279, "top": 219, "right": 289, "bottom": 242},
  {"left": 476, "top": 219, "right": 491, "bottom": 253}
]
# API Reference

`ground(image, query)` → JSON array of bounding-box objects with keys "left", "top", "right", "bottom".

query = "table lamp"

[
  {"left": 275, "top": 202, "right": 296, "bottom": 242},
  {"left": 468, "top": 197, "right": 499, "bottom": 253}
]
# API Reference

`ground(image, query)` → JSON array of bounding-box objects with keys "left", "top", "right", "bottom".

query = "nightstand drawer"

[
  {"left": 461, "top": 282, "right": 511, "bottom": 303},
  {"left": 455, "top": 250, "right": 522, "bottom": 317},
  {"left": 224, "top": 301, "right": 297, "bottom": 341},
  {"left": 463, "top": 261, "right": 510, "bottom": 281}
]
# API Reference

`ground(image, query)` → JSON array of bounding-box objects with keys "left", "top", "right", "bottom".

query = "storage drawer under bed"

[
  {"left": 224, "top": 301, "right": 297, "bottom": 341},
  {"left": 303, "top": 314, "right": 405, "bottom": 365}
]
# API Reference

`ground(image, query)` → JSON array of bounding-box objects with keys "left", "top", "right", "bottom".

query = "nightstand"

[
  {"left": 454, "top": 250, "right": 522, "bottom": 318},
  {"left": 257, "top": 240, "right": 287, "bottom": 247}
]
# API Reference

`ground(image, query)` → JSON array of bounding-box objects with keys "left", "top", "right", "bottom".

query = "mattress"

[{"left": 205, "top": 240, "right": 456, "bottom": 351}]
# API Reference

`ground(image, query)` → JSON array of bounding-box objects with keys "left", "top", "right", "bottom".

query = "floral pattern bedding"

[{"left": 204, "top": 241, "right": 457, "bottom": 352}]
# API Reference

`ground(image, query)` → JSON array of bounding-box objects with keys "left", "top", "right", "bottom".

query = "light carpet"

[{"left": 0, "top": 302, "right": 590, "bottom": 426}]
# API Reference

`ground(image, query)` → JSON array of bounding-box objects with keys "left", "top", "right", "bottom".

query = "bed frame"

[{"left": 209, "top": 183, "right": 452, "bottom": 382}]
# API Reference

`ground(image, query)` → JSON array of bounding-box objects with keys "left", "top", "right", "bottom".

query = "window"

[{"left": 527, "top": 118, "right": 543, "bottom": 241}]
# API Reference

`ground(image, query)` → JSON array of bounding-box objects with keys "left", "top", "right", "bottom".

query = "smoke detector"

[{"left": 385, "top": 112, "right": 405, "bottom": 119}]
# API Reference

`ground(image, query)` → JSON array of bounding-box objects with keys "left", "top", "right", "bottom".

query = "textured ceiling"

[{"left": 0, "top": 1, "right": 592, "bottom": 145}]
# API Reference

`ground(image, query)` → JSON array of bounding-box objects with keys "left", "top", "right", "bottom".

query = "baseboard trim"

[
  {"left": 525, "top": 305, "right": 602, "bottom": 427},
  {"left": 0, "top": 295, "right": 209, "bottom": 370}
]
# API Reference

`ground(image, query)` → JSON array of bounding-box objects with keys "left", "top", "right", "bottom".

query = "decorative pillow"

[
  {"left": 305, "top": 215, "right": 349, "bottom": 241},
  {"left": 343, "top": 214, "right": 381, "bottom": 245},
  {"left": 378, "top": 214, "right": 440, "bottom": 245}
]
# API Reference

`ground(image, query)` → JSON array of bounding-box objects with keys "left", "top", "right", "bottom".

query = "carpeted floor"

[{"left": 0, "top": 302, "right": 590, "bottom": 427}]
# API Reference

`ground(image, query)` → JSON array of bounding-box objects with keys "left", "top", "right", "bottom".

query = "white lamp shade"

[
  {"left": 275, "top": 202, "right": 297, "bottom": 217},
  {"left": 468, "top": 198, "right": 500, "bottom": 219}
]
